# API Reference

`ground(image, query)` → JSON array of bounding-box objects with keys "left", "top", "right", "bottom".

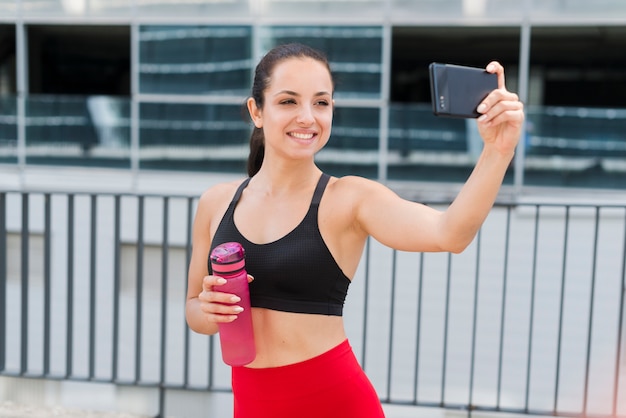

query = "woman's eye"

[
  {"left": 316, "top": 100, "right": 330, "bottom": 106},
  {"left": 280, "top": 99, "right": 296, "bottom": 105}
]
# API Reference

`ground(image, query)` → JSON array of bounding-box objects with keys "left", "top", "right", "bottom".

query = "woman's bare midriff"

[{"left": 244, "top": 307, "right": 347, "bottom": 368}]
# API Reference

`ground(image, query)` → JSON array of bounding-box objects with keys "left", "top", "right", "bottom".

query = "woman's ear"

[{"left": 247, "top": 97, "right": 263, "bottom": 128}]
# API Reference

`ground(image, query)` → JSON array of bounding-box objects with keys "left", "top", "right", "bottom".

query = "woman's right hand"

[{"left": 197, "top": 274, "right": 253, "bottom": 323}]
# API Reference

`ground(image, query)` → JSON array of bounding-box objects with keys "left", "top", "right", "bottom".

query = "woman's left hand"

[{"left": 476, "top": 61, "right": 525, "bottom": 156}]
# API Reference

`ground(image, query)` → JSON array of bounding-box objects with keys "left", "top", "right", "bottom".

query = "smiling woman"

[
  {"left": 245, "top": 54, "right": 334, "bottom": 172},
  {"left": 185, "top": 42, "right": 524, "bottom": 418}
]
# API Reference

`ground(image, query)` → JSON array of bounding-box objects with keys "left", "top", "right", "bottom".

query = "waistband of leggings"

[{"left": 232, "top": 339, "right": 358, "bottom": 399}]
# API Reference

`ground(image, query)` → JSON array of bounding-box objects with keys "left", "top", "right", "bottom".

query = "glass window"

[
  {"left": 386, "top": 103, "right": 495, "bottom": 183},
  {"left": 524, "top": 26, "right": 626, "bottom": 190},
  {"left": 139, "top": 25, "right": 253, "bottom": 96},
  {"left": 25, "top": 95, "right": 131, "bottom": 168},
  {"left": 0, "top": 96, "right": 17, "bottom": 164},
  {"left": 388, "top": 26, "right": 519, "bottom": 183},
  {"left": 261, "top": 26, "right": 383, "bottom": 99},
  {"left": 139, "top": 102, "right": 251, "bottom": 172},
  {"left": 317, "top": 106, "right": 379, "bottom": 178},
  {"left": 524, "top": 106, "right": 626, "bottom": 189}
]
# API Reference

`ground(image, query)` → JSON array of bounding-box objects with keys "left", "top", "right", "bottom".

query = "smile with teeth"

[{"left": 289, "top": 132, "right": 315, "bottom": 140}]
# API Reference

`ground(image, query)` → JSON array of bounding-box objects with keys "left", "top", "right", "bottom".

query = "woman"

[{"left": 186, "top": 43, "right": 524, "bottom": 418}]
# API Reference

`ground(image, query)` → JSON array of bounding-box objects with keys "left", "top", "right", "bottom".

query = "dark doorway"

[
  {"left": 0, "top": 24, "right": 16, "bottom": 94},
  {"left": 530, "top": 26, "right": 626, "bottom": 108},
  {"left": 28, "top": 25, "right": 130, "bottom": 96},
  {"left": 390, "top": 26, "right": 521, "bottom": 104}
]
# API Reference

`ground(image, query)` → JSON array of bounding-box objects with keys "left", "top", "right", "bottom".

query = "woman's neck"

[{"left": 252, "top": 162, "right": 322, "bottom": 196}]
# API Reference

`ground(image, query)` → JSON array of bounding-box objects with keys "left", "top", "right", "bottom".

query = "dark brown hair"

[{"left": 246, "top": 43, "right": 334, "bottom": 177}]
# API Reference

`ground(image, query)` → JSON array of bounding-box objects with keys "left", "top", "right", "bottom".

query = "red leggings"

[{"left": 231, "top": 339, "right": 386, "bottom": 418}]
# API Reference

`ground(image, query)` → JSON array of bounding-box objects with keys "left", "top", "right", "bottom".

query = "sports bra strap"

[
  {"left": 311, "top": 173, "right": 330, "bottom": 205},
  {"left": 231, "top": 177, "right": 251, "bottom": 204}
]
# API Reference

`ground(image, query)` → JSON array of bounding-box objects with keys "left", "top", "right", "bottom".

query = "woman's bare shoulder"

[
  {"left": 197, "top": 178, "right": 248, "bottom": 212},
  {"left": 328, "top": 174, "right": 391, "bottom": 198}
]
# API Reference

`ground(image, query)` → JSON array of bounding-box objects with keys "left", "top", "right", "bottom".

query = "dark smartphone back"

[{"left": 429, "top": 63, "right": 497, "bottom": 118}]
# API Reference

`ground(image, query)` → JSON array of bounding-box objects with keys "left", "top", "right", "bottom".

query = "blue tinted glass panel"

[
  {"left": 0, "top": 96, "right": 17, "bottom": 164},
  {"left": 262, "top": 26, "right": 383, "bottom": 99},
  {"left": 24, "top": 95, "right": 131, "bottom": 168},
  {"left": 139, "top": 25, "right": 252, "bottom": 95},
  {"left": 139, "top": 102, "right": 251, "bottom": 172},
  {"left": 524, "top": 106, "right": 626, "bottom": 189},
  {"left": 317, "top": 106, "right": 379, "bottom": 178},
  {"left": 386, "top": 103, "right": 508, "bottom": 183}
]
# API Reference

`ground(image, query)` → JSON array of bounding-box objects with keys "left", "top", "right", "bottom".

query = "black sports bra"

[{"left": 209, "top": 173, "right": 350, "bottom": 316}]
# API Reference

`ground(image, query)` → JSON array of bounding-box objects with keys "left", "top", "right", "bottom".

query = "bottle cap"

[{"left": 210, "top": 242, "right": 245, "bottom": 265}]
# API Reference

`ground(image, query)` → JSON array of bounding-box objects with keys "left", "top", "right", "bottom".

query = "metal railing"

[{"left": 1, "top": 190, "right": 626, "bottom": 417}]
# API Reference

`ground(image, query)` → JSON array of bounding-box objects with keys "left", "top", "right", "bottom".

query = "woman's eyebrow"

[{"left": 274, "top": 90, "right": 331, "bottom": 97}]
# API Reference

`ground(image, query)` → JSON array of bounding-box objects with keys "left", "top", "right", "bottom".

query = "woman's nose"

[{"left": 296, "top": 105, "right": 314, "bottom": 125}]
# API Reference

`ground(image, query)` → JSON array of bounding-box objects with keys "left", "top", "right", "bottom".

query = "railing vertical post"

[
  {"left": 496, "top": 207, "right": 512, "bottom": 409},
  {"left": 524, "top": 205, "right": 540, "bottom": 413},
  {"left": 20, "top": 192, "right": 28, "bottom": 375},
  {"left": 158, "top": 196, "right": 170, "bottom": 418},
  {"left": 385, "top": 250, "right": 398, "bottom": 402},
  {"left": 0, "top": 192, "right": 6, "bottom": 372},
  {"left": 582, "top": 207, "right": 601, "bottom": 416},
  {"left": 135, "top": 195, "right": 145, "bottom": 383},
  {"left": 183, "top": 196, "right": 193, "bottom": 388},
  {"left": 440, "top": 253, "right": 453, "bottom": 406},
  {"left": 554, "top": 206, "right": 571, "bottom": 414},
  {"left": 467, "top": 230, "right": 482, "bottom": 416},
  {"left": 612, "top": 207, "right": 626, "bottom": 416},
  {"left": 43, "top": 193, "right": 51, "bottom": 375},
  {"left": 89, "top": 194, "right": 97, "bottom": 379},
  {"left": 208, "top": 333, "right": 214, "bottom": 390},
  {"left": 112, "top": 195, "right": 121, "bottom": 381},
  {"left": 413, "top": 251, "right": 425, "bottom": 404},
  {"left": 66, "top": 194, "right": 75, "bottom": 378}
]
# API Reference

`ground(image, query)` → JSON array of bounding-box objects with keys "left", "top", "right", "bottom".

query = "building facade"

[{"left": 0, "top": 0, "right": 625, "bottom": 192}]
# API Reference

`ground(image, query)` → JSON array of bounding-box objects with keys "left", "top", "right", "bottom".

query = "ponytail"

[{"left": 247, "top": 127, "right": 264, "bottom": 177}]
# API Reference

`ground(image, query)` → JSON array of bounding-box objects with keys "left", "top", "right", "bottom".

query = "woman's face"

[{"left": 249, "top": 57, "right": 334, "bottom": 162}]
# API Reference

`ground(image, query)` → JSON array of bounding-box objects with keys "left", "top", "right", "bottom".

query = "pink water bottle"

[{"left": 209, "top": 242, "right": 256, "bottom": 366}]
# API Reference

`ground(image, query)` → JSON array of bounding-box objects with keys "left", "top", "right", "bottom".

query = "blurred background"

[
  {"left": 0, "top": 0, "right": 625, "bottom": 190},
  {"left": 1, "top": 1, "right": 626, "bottom": 417}
]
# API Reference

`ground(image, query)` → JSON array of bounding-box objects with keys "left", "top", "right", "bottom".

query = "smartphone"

[{"left": 429, "top": 63, "right": 498, "bottom": 118}]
